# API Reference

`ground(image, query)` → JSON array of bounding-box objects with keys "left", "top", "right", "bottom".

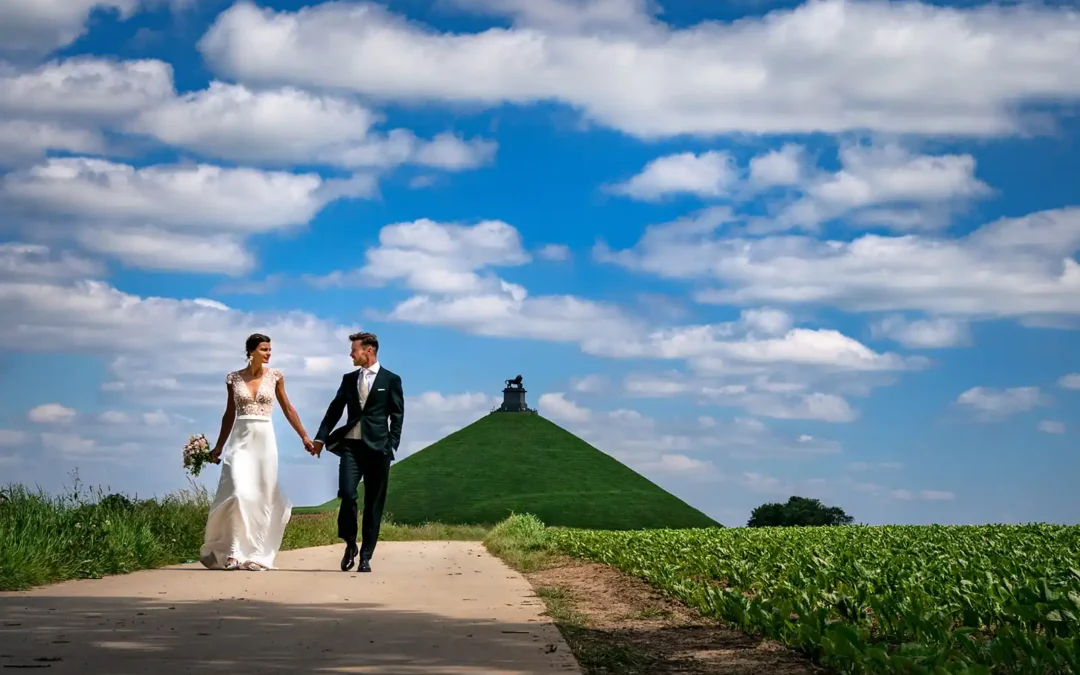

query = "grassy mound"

[{"left": 302, "top": 413, "right": 719, "bottom": 530}]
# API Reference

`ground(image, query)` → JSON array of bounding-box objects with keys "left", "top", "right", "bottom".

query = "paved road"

[{"left": 0, "top": 541, "right": 580, "bottom": 674}]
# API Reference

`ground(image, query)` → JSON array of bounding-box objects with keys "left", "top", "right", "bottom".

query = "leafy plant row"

[{"left": 548, "top": 524, "right": 1080, "bottom": 674}]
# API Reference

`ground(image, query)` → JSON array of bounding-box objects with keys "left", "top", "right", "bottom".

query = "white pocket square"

[{"left": 377, "top": 388, "right": 386, "bottom": 391}]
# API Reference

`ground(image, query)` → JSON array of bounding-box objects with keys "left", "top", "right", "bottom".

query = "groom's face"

[{"left": 350, "top": 341, "right": 375, "bottom": 367}]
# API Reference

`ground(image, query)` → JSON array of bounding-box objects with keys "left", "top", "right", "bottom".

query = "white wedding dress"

[{"left": 199, "top": 368, "right": 292, "bottom": 570}]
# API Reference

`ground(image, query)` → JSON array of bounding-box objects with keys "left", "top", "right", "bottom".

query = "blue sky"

[{"left": 1, "top": 0, "right": 1078, "bottom": 527}]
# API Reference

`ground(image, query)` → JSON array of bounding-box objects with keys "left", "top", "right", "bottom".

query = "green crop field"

[{"left": 543, "top": 523, "right": 1080, "bottom": 674}]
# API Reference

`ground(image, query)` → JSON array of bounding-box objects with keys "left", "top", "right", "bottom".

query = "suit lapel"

[{"left": 364, "top": 368, "right": 387, "bottom": 410}]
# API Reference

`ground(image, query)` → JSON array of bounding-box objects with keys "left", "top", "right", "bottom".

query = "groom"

[{"left": 312, "top": 331, "right": 404, "bottom": 573}]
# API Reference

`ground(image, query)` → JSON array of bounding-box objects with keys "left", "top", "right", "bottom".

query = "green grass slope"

[{"left": 303, "top": 413, "right": 719, "bottom": 530}]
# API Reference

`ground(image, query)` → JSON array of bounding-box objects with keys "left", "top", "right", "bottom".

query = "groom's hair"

[{"left": 349, "top": 331, "right": 379, "bottom": 353}]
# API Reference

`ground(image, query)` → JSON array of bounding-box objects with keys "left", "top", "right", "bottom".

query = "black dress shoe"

[
  {"left": 341, "top": 543, "right": 358, "bottom": 572},
  {"left": 358, "top": 558, "right": 371, "bottom": 573}
]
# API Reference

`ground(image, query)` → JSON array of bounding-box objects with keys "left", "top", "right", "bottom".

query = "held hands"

[{"left": 302, "top": 436, "right": 321, "bottom": 457}]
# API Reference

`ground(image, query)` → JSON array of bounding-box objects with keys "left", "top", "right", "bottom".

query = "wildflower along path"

[{"left": 0, "top": 541, "right": 580, "bottom": 674}]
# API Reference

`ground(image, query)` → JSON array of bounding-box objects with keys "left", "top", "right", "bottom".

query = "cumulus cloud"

[
  {"left": 198, "top": 0, "right": 1080, "bottom": 138},
  {"left": 0, "top": 429, "right": 30, "bottom": 446},
  {"left": 611, "top": 141, "right": 989, "bottom": 232},
  {"left": 536, "top": 392, "right": 837, "bottom": 482},
  {"left": 0, "top": 1, "right": 140, "bottom": 58},
  {"left": 594, "top": 307, "right": 918, "bottom": 374},
  {"left": 766, "top": 142, "right": 991, "bottom": 232},
  {"left": 536, "top": 244, "right": 571, "bottom": 261},
  {"left": 890, "top": 489, "right": 955, "bottom": 501},
  {"left": 608, "top": 151, "right": 738, "bottom": 202},
  {"left": 27, "top": 403, "right": 77, "bottom": 424},
  {"left": 128, "top": 82, "right": 496, "bottom": 170},
  {"left": 870, "top": 316, "right": 971, "bottom": 349},
  {"left": 0, "top": 158, "right": 371, "bottom": 274},
  {"left": 541, "top": 391, "right": 843, "bottom": 465},
  {"left": 538, "top": 392, "right": 592, "bottom": 422},
  {"left": 1037, "top": 420, "right": 1066, "bottom": 434},
  {"left": 0, "top": 243, "right": 105, "bottom": 281},
  {"left": 315, "top": 218, "right": 531, "bottom": 294},
  {"left": 0, "top": 57, "right": 175, "bottom": 122},
  {"left": 1059, "top": 373, "right": 1080, "bottom": 390},
  {"left": 316, "top": 218, "right": 643, "bottom": 346},
  {"left": 623, "top": 370, "right": 859, "bottom": 423},
  {"left": 597, "top": 206, "right": 1080, "bottom": 320},
  {"left": 955, "top": 386, "right": 1044, "bottom": 419}
]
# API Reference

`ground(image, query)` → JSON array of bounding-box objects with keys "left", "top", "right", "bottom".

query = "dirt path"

[{"left": 0, "top": 541, "right": 580, "bottom": 674}]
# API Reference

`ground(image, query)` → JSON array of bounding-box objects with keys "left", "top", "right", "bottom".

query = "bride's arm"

[
  {"left": 275, "top": 372, "right": 312, "bottom": 446},
  {"left": 211, "top": 380, "right": 236, "bottom": 458}
]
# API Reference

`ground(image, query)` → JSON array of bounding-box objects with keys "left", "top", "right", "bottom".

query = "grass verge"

[
  {"left": 0, "top": 479, "right": 487, "bottom": 592},
  {"left": 482, "top": 514, "right": 657, "bottom": 674}
]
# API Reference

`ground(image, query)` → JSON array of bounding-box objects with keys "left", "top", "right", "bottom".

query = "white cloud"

[
  {"left": 920, "top": 490, "right": 955, "bottom": 501},
  {"left": 198, "top": 0, "right": 1080, "bottom": 138},
  {"left": 891, "top": 488, "right": 955, "bottom": 501},
  {"left": 3, "top": 158, "right": 334, "bottom": 233},
  {"left": 609, "top": 151, "right": 738, "bottom": 202},
  {"left": 598, "top": 206, "right": 1080, "bottom": 320},
  {"left": 749, "top": 144, "right": 804, "bottom": 188},
  {"left": 0, "top": 243, "right": 104, "bottom": 281},
  {"left": 322, "top": 219, "right": 641, "bottom": 347},
  {"left": 536, "top": 244, "right": 571, "bottom": 262},
  {"left": 767, "top": 142, "right": 990, "bottom": 232},
  {"left": 595, "top": 308, "right": 918, "bottom": 373},
  {"left": 956, "top": 386, "right": 1043, "bottom": 419},
  {"left": 0, "top": 430, "right": 29, "bottom": 446},
  {"left": 0, "top": 270, "right": 359, "bottom": 407},
  {"left": 624, "top": 370, "right": 859, "bottom": 423},
  {"left": 542, "top": 392, "right": 842, "bottom": 464},
  {"left": 99, "top": 411, "right": 130, "bottom": 424},
  {"left": 316, "top": 218, "right": 530, "bottom": 294},
  {"left": 1059, "top": 373, "right": 1080, "bottom": 390},
  {"left": 0, "top": 57, "right": 174, "bottom": 122},
  {"left": 40, "top": 432, "right": 97, "bottom": 456},
  {"left": 538, "top": 392, "right": 592, "bottom": 422},
  {"left": 27, "top": 403, "right": 76, "bottom": 424},
  {"left": 637, "top": 453, "right": 722, "bottom": 480},
  {"left": 1037, "top": 420, "right": 1066, "bottom": 434},
  {"left": 0, "top": 119, "right": 105, "bottom": 169},
  {"left": 1, "top": 159, "right": 368, "bottom": 274},
  {"left": 128, "top": 82, "right": 496, "bottom": 170},
  {"left": 0, "top": 1, "right": 139, "bottom": 57},
  {"left": 571, "top": 374, "right": 607, "bottom": 393},
  {"left": 847, "top": 461, "right": 902, "bottom": 472},
  {"left": 870, "top": 316, "right": 971, "bottom": 349}
]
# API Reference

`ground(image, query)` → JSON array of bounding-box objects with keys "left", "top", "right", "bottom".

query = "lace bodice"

[{"left": 227, "top": 368, "right": 282, "bottom": 418}]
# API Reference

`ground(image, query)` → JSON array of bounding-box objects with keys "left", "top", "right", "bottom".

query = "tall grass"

[
  {"left": 0, "top": 477, "right": 488, "bottom": 592},
  {"left": 0, "top": 478, "right": 210, "bottom": 591},
  {"left": 482, "top": 512, "right": 558, "bottom": 572}
]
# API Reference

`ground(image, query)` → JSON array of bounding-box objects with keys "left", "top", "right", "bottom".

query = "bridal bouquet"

[{"left": 183, "top": 433, "right": 214, "bottom": 477}]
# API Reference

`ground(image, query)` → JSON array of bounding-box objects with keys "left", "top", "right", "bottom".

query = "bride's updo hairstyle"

[{"left": 245, "top": 333, "right": 271, "bottom": 361}]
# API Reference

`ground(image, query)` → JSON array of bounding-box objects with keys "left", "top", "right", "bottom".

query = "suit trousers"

[{"left": 336, "top": 439, "right": 392, "bottom": 559}]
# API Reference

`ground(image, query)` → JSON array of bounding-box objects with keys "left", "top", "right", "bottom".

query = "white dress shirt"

[{"left": 345, "top": 361, "right": 380, "bottom": 440}]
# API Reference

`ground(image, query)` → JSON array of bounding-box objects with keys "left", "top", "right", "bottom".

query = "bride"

[{"left": 199, "top": 333, "right": 314, "bottom": 571}]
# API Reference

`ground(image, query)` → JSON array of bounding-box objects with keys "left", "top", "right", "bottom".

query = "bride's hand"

[
  {"left": 302, "top": 437, "right": 315, "bottom": 454},
  {"left": 210, "top": 446, "right": 223, "bottom": 463}
]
